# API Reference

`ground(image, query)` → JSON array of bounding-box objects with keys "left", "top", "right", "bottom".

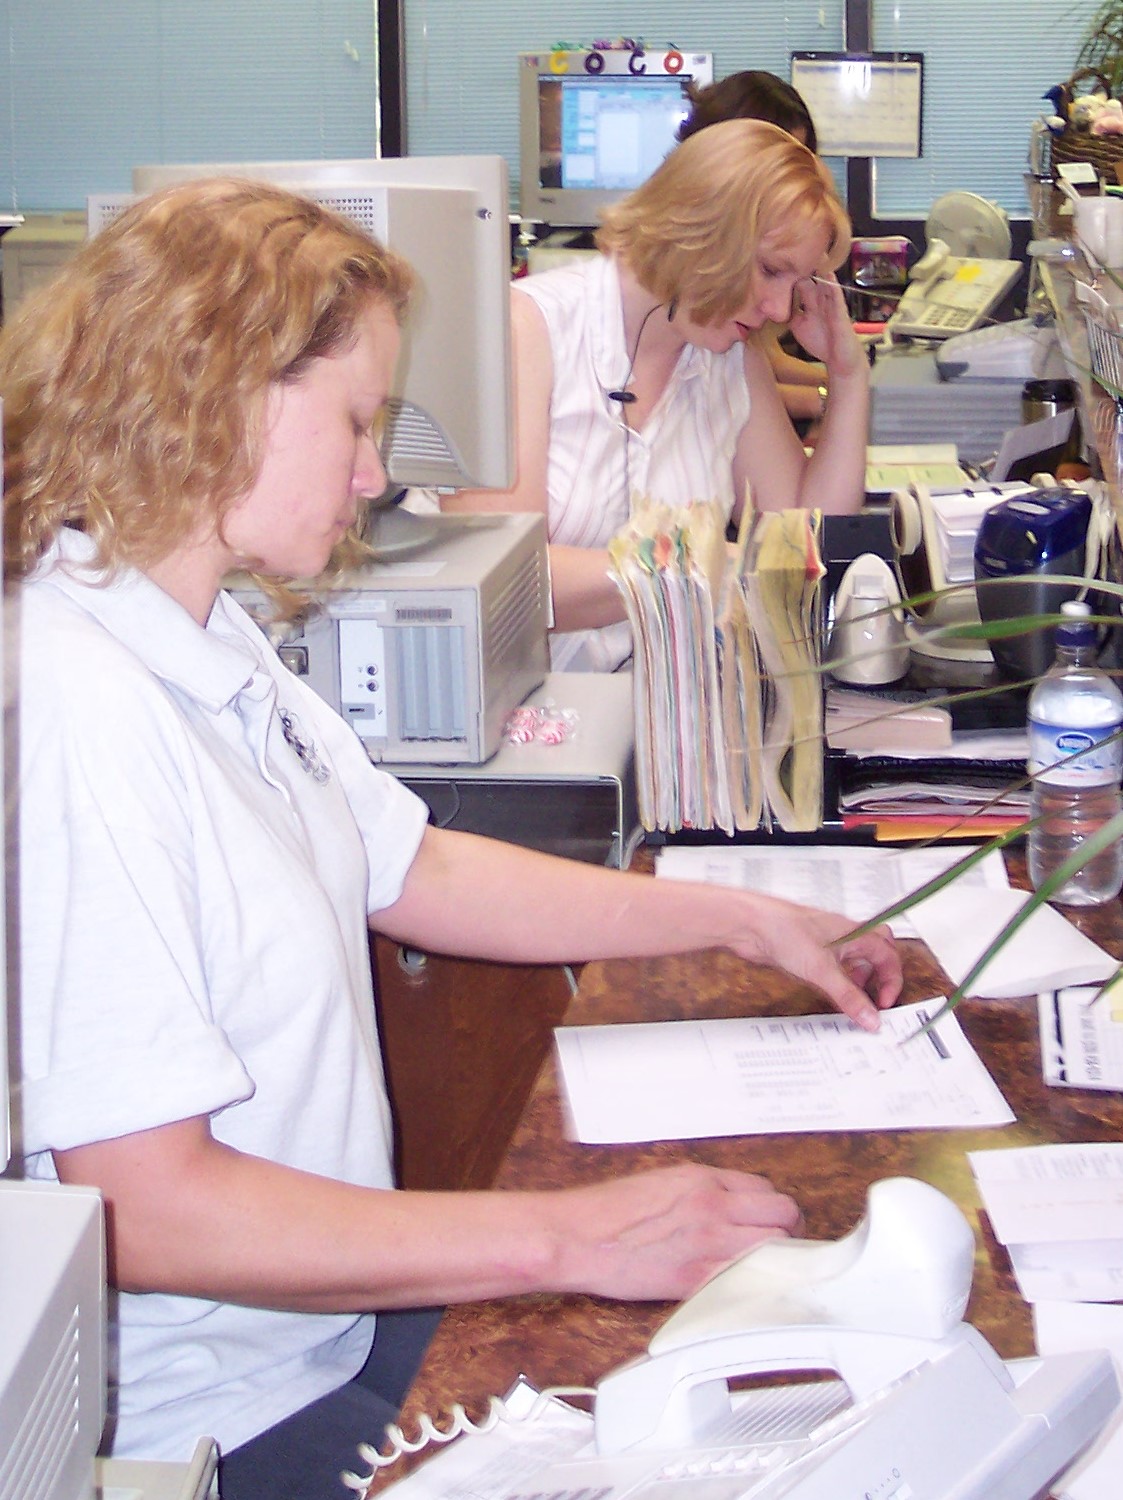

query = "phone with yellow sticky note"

[{"left": 884, "top": 239, "right": 1022, "bottom": 340}]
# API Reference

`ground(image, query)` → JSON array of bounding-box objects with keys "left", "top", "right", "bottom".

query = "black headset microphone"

[{"left": 606, "top": 296, "right": 679, "bottom": 405}]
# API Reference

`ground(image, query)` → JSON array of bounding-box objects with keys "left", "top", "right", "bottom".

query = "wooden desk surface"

[{"left": 370, "top": 866, "right": 1123, "bottom": 1487}]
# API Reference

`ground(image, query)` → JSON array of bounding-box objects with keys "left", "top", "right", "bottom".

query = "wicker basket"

[
  {"left": 1050, "top": 67, "right": 1123, "bottom": 181},
  {"left": 1051, "top": 126, "right": 1123, "bottom": 181}
]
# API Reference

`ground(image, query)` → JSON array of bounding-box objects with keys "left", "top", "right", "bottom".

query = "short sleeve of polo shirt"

[
  {"left": 18, "top": 603, "right": 255, "bottom": 1155},
  {"left": 17, "top": 584, "right": 427, "bottom": 1161}
]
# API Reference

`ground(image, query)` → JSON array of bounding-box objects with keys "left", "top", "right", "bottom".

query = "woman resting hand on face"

[
  {"left": 676, "top": 69, "right": 838, "bottom": 431},
  {"left": 437, "top": 119, "right": 868, "bottom": 672}
]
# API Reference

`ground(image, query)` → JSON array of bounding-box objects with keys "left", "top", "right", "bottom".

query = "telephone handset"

[
  {"left": 594, "top": 1174, "right": 977, "bottom": 1454},
  {"left": 885, "top": 237, "right": 1022, "bottom": 340},
  {"left": 364, "top": 1179, "right": 1120, "bottom": 1500}
]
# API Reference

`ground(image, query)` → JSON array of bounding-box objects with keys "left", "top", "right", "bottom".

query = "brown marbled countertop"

[{"left": 364, "top": 856, "right": 1123, "bottom": 1491}]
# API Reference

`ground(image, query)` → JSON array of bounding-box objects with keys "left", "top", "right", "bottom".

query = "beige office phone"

[
  {"left": 886, "top": 239, "right": 1022, "bottom": 340},
  {"left": 363, "top": 1180, "right": 1118, "bottom": 1500}
]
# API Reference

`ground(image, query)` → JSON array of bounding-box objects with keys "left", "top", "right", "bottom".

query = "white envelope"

[{"left": 906, "top": 885, "right": 1117, "bottom": 999}]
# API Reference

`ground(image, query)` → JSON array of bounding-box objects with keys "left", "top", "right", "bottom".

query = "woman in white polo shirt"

[{"left": 0, "top": 178, "right": 900, "bottom": 1500}]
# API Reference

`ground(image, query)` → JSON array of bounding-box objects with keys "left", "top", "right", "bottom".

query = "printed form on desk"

[
  {"left": 656, "top": 844, "right": 1117, "bottom": 997},
  {"left": 969, "top": 1143, "right": 1123, "bottom": 1306},
  {"left": 654, "top": 841, "right": 1010, "bottom": 939},
  {"left": 554, "top": 1000, "right": 1014, "bottom": 1144}
]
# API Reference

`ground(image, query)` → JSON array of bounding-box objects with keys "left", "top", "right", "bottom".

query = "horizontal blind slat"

[{"left": 0, "top": 0, "right": 380, "bottom": 213}]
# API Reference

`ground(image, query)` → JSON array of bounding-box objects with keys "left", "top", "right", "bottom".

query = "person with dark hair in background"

[{"left": 677, "top": 69, "right": 818, "bottom": 151}]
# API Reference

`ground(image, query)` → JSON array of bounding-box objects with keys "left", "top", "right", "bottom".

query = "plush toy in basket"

[{"left": 1045, "top": 67, "right": 1123, "bottom": 182}]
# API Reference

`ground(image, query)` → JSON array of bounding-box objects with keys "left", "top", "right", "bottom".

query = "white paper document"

[
  {"left": 969, "top": 1143, "right": 1123, "bottom": 1246},
  {"left": 654, "top": 843, "right": 1010, "bottom": 939},
  {"left": 969, "top": 1144, "right": 1123, "bottom": 1304},
  {"left": 1040, "top": 982, "right": 1123, "bottom": 1091},
  {"left": 555, "top": 999, "right": 1014, "bottom": 1144},
  {"left": 906, "top": 885, "right": 1118, "bottom": 998},
  {"left": 1034, "top": 1301, "right": 1123, "bottom": 1500},
  {"left": 990, "top": 407, "right": 1076, "bottom": 483}
]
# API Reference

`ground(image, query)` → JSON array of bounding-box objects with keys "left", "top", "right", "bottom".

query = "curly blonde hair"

[
  {"left": 597, "top": 118, "right": 850, "bottom": 326},
  {"left": 0, "top": 176, "right": 413, "bottom": 582}
]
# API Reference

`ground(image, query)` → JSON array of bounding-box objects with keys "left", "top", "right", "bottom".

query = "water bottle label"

[{"left": 1029, "top": 718, "right": 1123, "bottom": 786}]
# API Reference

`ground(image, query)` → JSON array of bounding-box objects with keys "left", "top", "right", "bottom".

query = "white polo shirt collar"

[{"left": 36, "top": 527, "right": 260, "bottom": 714}]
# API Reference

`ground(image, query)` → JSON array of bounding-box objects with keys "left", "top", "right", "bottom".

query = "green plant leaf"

[
  {"left": 909, "top": 806, "right": 1123, "bottom": 1037},
  {"left": 835, "top": 820, "right": 1038, "bottom": 942}
]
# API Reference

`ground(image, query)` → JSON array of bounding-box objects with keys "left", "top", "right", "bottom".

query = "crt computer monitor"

[
  {"left": 94, "top": 155, "right": 515, "bottom": 495},
  {"left": 519, "top": 48, "right": 713, "bottom": 227}
]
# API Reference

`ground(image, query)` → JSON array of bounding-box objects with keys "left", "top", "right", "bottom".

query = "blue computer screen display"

[
  {"left": 543, "top": 76, "right": 692, "bottom": 192},
  {"left": 520, "top": 50, "right": 711, "bottom": 226}
]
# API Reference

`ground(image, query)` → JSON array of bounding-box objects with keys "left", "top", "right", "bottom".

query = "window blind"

[
  {"left": 870, "top": 0, "right": 1103, "bottom": 218},
  {"left": 0, "top": 0, "right": 380, "bottom": 213},
  {"left": 403, "top": 1, "right": 1115, "bottom": 225}
]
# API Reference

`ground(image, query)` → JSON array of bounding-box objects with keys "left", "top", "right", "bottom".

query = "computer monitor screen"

[
  {"left": 519, "top": 48, "right": 713, "bottom": 227},
  {"left": 93, "top": 156, "right": 515, "bottom": 494}
]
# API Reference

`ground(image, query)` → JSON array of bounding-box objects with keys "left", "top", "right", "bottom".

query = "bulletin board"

[{"left": 791, "top": 51, "right": 923, "bottom": 158}]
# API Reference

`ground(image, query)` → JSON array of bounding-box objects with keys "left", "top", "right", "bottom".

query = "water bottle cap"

[{"left": 1056, "top": 599, "right": 1095, "bottom": 648}]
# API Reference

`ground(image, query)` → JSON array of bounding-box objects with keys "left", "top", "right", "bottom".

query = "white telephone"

[
  {"left": 367, "top": 1179, "right": 1119, "bottom": 1500},
  {"left": 885, "top": 239, "right": 1022, "bottom": 340}
]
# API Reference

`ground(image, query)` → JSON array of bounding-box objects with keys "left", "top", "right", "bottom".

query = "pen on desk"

[{"left": 916, "top": 1008, "right": 951, "bottom": 1059}]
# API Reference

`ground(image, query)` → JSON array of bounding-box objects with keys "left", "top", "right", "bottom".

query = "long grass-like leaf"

[
  {"left": 909, "top": 807, "right": 1123, "bottom": 1038},
  {"left": 834, "top": 820, "right": 1037, "bottom": 941}
]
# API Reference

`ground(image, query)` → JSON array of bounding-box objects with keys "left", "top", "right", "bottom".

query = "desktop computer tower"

[{"left": 230, "top": 511, "right": 550, "bottom": 766}]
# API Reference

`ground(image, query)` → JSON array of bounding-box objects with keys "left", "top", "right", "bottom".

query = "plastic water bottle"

[{"left": 1027, "top": 601, "right": 1123, "bottom": 906}]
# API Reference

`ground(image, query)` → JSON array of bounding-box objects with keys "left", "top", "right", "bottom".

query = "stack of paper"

[
  {"left": 1033, "top": 1300, "right": 1123, "bottom": 1500},
  {"left": 928, "top": 489, "right": 1009, "bottom": 586},
  {"left": 834, "top": 749, "right": 1030, "bottom": 838},
  {"left": 1012, "top": 1134, "right": 1123, "bottom": 1500},
  {"left": 610, "top": 500, "right": 825, "bottom": 835},
  {"left": 825, "top": 686, "right": 953, "bottom": 754},
  {"left": 610, "top": 500, "right": 731, "bottom": 832},
  {"left": 969, "top": 1144, "right": 1123, "bottom": 1305},
  {"left": 739, "top": 507, "right": 825, "bottom": 831}
]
